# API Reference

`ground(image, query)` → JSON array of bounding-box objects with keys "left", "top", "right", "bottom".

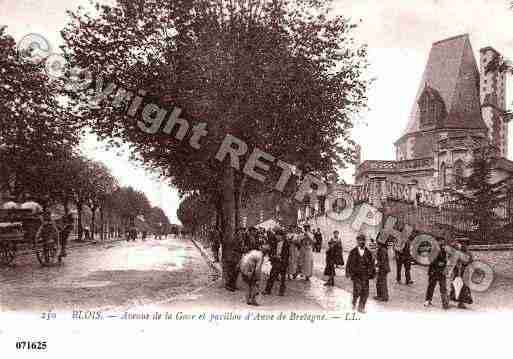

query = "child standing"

[{"left": 324, "top": 236, "right": 337, "bottom": 286}]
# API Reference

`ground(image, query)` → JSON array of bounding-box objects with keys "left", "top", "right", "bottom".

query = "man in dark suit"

[
  {"left": 395, "top": 234, "right": 414, "bottom": 285},
  {"left": 314, "top": 228, "right": 323, "bottom": 253},
  {"left": 374, "top": 240, "right": 390, "bottom": 301},
  {"left": 346, "top": 234, "right": 376, "bottom": 313},
  {"left": 424, "top": 238, "right": 449, "bottom": 309},
  {"left": 264, "top": 229, "right": 290, "bottom": 296}
]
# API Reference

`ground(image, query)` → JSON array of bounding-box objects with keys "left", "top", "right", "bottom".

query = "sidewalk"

[
  {"left": 145, "top": 236, "right": 513, "bottom": 314},
  {"left": 183, "top": 236, "right": 467, "bottom": 313},
  {"left": 158, "top": 236, "right": 379, "bottom": 312}
]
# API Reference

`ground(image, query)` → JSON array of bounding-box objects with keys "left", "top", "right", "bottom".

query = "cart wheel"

[
  {"left": 36, "top": 241, "right": 59, "bottom": 266},
  {"left": 35, "top": 235, "right": 60, "bottom": 266},
  {"left": 0, "top": 242, "right": 16, "bottom": 266}
]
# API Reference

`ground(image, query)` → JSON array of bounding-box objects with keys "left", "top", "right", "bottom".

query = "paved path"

[
  {"left": 0, "top": 236, "right": 212, "bottom": 312},
  {"left": 312, "top": 246, "right": 513, "bottom": 313}
]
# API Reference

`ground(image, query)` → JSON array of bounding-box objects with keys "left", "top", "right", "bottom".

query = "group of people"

[
  {"left": 210, "top": 224, "right": 344, "bottom": 306},
  {"left": 238, "top": 224, "right": 321, "bottom": 305},
  {"left": 125, "top": 226, "right": 168, "bottom": 242},
  {"left": 344, "top": 234, "right": 474, "bottom": 313},
  {"left": 348, "top": 234, "right": 475, "bottom": 312},
  {"left": 210, "top": 224, "right": 474, "bottom": 311}
]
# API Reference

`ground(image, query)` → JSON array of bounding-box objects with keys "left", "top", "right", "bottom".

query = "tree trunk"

[
  {"left": 234, "top": 188, "right": 240, "bottom": 231},
  {"left": 215, "top": 198, "right": 223, "bottom": 231},
  {"left": 221, "top": 164, "right": 237, "bottom": 282},
  {"left": 91, "top": 207, "right": 97, "bottom": 241},
  {"left": 63, "top": 197, "right": 70, "bottom": 215},
  {"left": 100, "top": 207, "right": 105, "bottom": 241},
  {"left": 235, "top": 176, "right": 247, "bottom": 229},
  {"left": 77, "top": 203, "right": 83, "bottom": 241}
]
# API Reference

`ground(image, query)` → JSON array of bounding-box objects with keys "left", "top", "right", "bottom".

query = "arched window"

[
  {"left": 440, "top": 162, "right": 447, "bottom": 188},
  {"left": 418, "top": 84, "right": 446, "bottom": 128},
  {"left": 454, "top": 159, "right": 464, "bottom": 185}
]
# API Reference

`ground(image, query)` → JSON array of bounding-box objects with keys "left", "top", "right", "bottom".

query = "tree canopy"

[
  {"left": 0, "top": 27, "right": 82, "bottom": 202},
  {"left": 61, "top": 0, "right": 370, "bottom": 270}
]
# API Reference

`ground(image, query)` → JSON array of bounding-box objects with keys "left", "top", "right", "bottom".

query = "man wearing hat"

[
  {"left": 346, "top": 234, "right": 376, "bottom": 313},
  {"left": 264, "top": 229, "right": 290, "bottom": 296},
  {"left": 374, "top": 240, "right": 390, "bottom": 302},
  {"left": 424, "top": 238, "right": 449, "bottom": 309}
]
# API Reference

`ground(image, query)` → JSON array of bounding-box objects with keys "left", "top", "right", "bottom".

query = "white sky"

[{"left": 1, "top": 0, "right": 513, "bottom": 223}]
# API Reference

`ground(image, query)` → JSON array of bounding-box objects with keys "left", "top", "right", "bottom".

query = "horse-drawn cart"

[{"left": 0, "top": 207, "right": 62, "bottom": 266}]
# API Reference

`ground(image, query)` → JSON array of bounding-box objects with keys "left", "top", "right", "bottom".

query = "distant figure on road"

[
  {"left": 415, "top": 192, "right": 422, "bottom": 207},
  {"left": 346, "top": 234, "right": 376, "bottom": 313},
  {"left": 239, "top": 245, "right": 270, "bottom": 306}
]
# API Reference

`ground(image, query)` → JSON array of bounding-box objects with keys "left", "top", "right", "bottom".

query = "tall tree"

[
  {"left": 62, "top": 0, "right": 369, "bottom": 278},
  {"left": 454, "top": 146, "right": 505, "bottom": 242},
  {"left": 0, "top": 27, "right": 82, "bottom": 203},
  {"left": 84, "top": 161, "right": 118, "bottom": 240}
]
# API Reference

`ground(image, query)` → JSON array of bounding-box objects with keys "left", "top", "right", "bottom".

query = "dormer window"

[{"left": 418, "top": 84, "right": 446, "bottom": 128}]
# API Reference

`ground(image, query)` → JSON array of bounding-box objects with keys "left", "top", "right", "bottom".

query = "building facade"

[{"left": 355, "top": 34, "right": 512, "bottom": 190}]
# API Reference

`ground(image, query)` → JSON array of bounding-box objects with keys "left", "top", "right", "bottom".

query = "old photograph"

[{"left": 1, "top": 0, "right": 513, "bottom": 356}]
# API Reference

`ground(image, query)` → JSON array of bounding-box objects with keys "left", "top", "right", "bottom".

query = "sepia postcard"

[{"left": 1, "top": 0, "right": 513, "bottom": 357}]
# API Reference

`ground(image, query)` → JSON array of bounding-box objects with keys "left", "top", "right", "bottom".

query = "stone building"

[
  {"left": 355, "top": 34, "right": 513, "bottom": 191},
  {"left": 235, "top": 35, "right": 513, "bottom": 243}
]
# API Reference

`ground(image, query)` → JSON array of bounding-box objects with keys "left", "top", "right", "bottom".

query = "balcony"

[{"left": 356, "top": 157, "right": 434, "bottom": 178}]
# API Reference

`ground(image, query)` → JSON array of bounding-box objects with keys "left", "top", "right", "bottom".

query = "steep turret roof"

[{"left": 400, "top": 34, "right": 487, "bottom": 137}]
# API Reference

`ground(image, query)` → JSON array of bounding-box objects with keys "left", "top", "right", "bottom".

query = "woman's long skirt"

[
  {"left": 300, "top": 245, "right": 313, "bottom": 277},
  {"left": 288, "top": 245, "right": 299, "bottom": 275}
]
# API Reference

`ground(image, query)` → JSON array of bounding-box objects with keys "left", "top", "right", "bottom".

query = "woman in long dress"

[
  {"left": 300, "top": 225, "right": 314, "bottom": 281},
  {"left": 450, "top": 241, "right": 473, "bottom": 309},
  {"left": 324, "top": 239, "right": 337, "bottom": 286},
  {"left": 288, "top": 229, "right": 301, "bottom": 279}
]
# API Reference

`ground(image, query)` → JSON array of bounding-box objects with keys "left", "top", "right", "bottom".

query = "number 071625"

[{"left": 15, "top": 341, "right": 47, "bottom": 350}]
